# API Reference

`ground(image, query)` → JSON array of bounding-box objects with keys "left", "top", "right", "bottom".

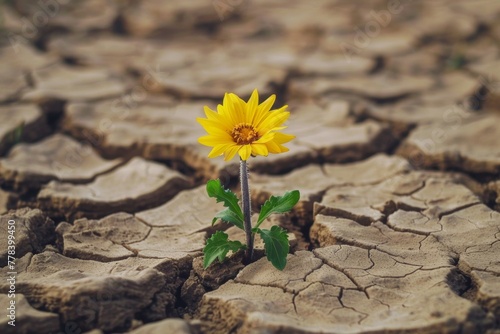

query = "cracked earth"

[{"left": 0, "top": 0, "right": 499, "bottom": 333}]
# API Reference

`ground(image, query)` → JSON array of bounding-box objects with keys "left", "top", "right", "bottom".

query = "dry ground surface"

[{"left": 0, "top": 0, "right": 500, "bottom": 333}]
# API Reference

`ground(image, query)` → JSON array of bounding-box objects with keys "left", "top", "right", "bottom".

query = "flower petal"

[
  {"left": 198, "top": 135, "right": 231, "bottom": 147},
  {"left": 223, "top": 93, "right": 244, "bottom": 125},
  {"left": 276, "top": 144, "right": 289, "bottom": 153},
  {"left": 228, "top": 93, "right": 246, "bottom": 124},
  {"left": 238, "top": 144, "right": 252, "bottom": 161},
  {"left": 224, "top": 145, "right": 241, "bottom": 161},
  {"left": 265, "top": 140, "right": 283, "bottom": 154},
  {"left": 251, "top": 143, "right": 268, "bottom": 157},
  {"left": 208, "top": 143, "right": 235, "bottom": 158},
  {"left": 257, "top": 108, "right": 290, "bottom": 133},
  {"left": 265, "top": 136, "right": 292, "bottom": 153},
  {"left": 274, "top": 132, "right": 295, "bottom": 144},
  {"left": 255, "top": 132, "right": 275, "bottom": 144},
  {"left": 203, "top": 106, "right": 218, "bottom": 120},
  {"left": 245, "top": 89, "right": 259, "bottom": 123},
  {"left": 197, "top": 117, "right": 232, "bottom": 135},
  {"left": 253, "top": 94, "right": 276, "bottom": 127}
]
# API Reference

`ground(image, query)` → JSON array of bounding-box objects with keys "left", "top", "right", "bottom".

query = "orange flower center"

[{"left": 231, "top": 123, "right": 259, "bottom": 145}]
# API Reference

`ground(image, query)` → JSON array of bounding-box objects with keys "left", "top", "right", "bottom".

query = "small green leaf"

[
  {"left": 3, "top": 122, "right": 25, "bottom": 146},
  {"left": 258, "top": 226, "right": 289, "bottom": 271},
  {"left": 446, "top": 54, "right": 466, "bottom": 70},
  {"left": 211, "top": 208, "right": 244, "bottom": 230},
  {"left": 203, "top": 231, "right": 245, "bottom": 269},
  {"left": 13, "top": 123, "right": 24, "bottom": 143},
  {"left": 257, "top": 190, "right": 300, "bottom": 227},
  {"left": 206, "top": 179, "right": 244, "bottom": 223}
]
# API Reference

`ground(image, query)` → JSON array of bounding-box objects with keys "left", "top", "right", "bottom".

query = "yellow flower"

[{"left": 197, "top": 89, "right": 295, "bottom": 161}]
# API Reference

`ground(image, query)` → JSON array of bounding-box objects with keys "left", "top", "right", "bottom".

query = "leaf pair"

[
  {"left": 203, "top": 226, "right": 289, "bottom": 270},
  {"left": 203, "top": 179, "right": 300, "bottom": 271}
]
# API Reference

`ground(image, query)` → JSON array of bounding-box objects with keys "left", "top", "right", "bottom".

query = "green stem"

[{"left": 240, "top": 159, "right": 253, "bottom": 263}]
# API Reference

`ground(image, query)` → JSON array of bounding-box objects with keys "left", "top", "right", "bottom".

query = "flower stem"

[{"left": 240, "top": 159, "right": 253, "bottom": 263}]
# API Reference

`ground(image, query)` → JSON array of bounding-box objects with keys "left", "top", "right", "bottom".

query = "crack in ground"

[
  {"left": 337, "top": 287, "right": 370, "bottom": 325},
  {"left": 291, "top": 293, "right": 298, "bottom": 315},
  {"left": 301, "top": 262, "right": 328, "bottom": 283},
  {"left": 392, "top": 179, "right": 427, "bottom": 196},
  {"left": 234, "top": 259, "right": 324, "bottom": 297},
  {"left": 312, "top": 250, "right": 367, "bottom": 297},
  {"left": 376, "top": 214, "right": 434, "bottom": 240},
  {"left": 437, "top": 201, "right": 483, "bottom": 219},
  {"left": 365, "top": 250, "right": 376, "bottom": 271},
  {"left": 418, "top": 234, "right": 430, "bottom": 251},
  {"left": 464, "top": 239, "right": 500, "bottom": 254}
]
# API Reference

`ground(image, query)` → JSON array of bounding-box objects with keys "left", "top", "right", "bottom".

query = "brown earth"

[{"left": 0, "top": 0, "right": 499, "bottom": 333}]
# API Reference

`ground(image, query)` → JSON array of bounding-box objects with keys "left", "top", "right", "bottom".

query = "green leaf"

[
  {"left": 211, "top": 208, "right": 244, "bottom": 230},
  {"left": 257, "top": 190, "right": 300, "bottom": 227},
  {"left": 3, "top": 122, "right": 24, "bottom": 146},
  {"left": 206, "top": 179, "right": 244, "bottom": 224},
  {"left": 446, "top": 54, "right": 466, "bottom": 70},
  {"left": 203, "top": 231, "right": 245, "bottom": 269},
  {"left": 12, "top": 123, "right": 24, "bottom": 143},
  {"left": 258, "top": 226, "right": 289, "bottom": 271}
]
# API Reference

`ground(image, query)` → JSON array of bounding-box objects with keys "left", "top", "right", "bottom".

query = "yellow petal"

[
  {"left": 253, "top": 94, "right": 276, "bottom": 127},
  {"left": 203, "top": 106, "right": 218, "bottom": 120},
  {"left": 216, "top": 104, "right": 236, "bottom": 129},
  {"left": 208, "top": 143, "right": 234, "bottom": 158},
  {"left": 255, "top": 132, "right": 275, "bottom": 144},
  {"left": 197, "top": 117, "right": 232, "bottom": 135},
  {"left": 257, "top": 109, "right": 290, "bottom": 134},
  {"left": 277, "top": 144, "right": 289, "bottom": 153},
  {"left": 198, "top": 135, "right": 232, "bottom": 147},
  {"left": 204, "top": 107, "right": 231, "bottom": 128},
  {"left": 256, "top": 105, "right": 287, "bottom": 128},
  {"left": 224, "top": 145, "right": 241, "bottom": 161},
  {"left": 269, "top": 126, "right": 287, "bottom": 131},
  {"left": 216, "top": 103, "right": 224, "bottom": 114},
  {"left": 274, "top": 132, "right": 295, "bottom": 144},
  {"left": 223, "top": 93, "right": 243, "bottom": 125},
  {"left": 266, "top": 136, "right": 292, "bottom": 153},
  {"left": 228, "top": 93, "right": 246, "bottom": 124},
  {"left": 222, "top": 93, "right": 231, "bottom": 111},
  {"left": 251, "top": 143, "right": 268, "bottom": 157},
  {"left": 265, "top": 140, "right": 282, "bottom": 154},
  {"left": 245, "top": 89, "right": 259, "bottom": 123},
  {"left": 238, "top": 145, "right": 252, "bottom": 161}
]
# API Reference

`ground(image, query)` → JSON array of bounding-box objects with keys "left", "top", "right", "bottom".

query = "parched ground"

[{"left": 0, "top": 0, "right": 499, "bottom": 333}]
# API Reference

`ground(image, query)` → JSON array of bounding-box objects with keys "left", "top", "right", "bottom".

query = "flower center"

[{"left": 231, "top": 123, "right": 259, "bottom": 145}]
